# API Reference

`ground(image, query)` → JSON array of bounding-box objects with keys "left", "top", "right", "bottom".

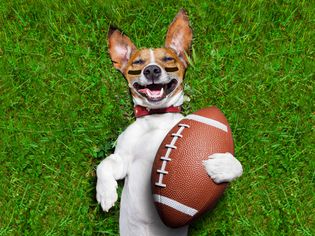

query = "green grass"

[{"left": 0, "top": 0, "right": 314, "bottom": 235}]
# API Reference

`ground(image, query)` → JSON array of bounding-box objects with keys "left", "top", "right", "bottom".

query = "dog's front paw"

[
  {"left": 96, "top": 177, "right": 118, "bottom": 212},
  {"left": 203, "top": 152, "right": 243, "bottom": 184}
]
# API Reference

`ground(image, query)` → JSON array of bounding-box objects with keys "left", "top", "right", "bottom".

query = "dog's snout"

[{"left": 143, "top": 65, "right": 161, "bottom": 82}]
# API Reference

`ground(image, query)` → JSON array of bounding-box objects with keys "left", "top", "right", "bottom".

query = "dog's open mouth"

[{"left": 133, "top": 79, "right": 178, "bottom": 102}]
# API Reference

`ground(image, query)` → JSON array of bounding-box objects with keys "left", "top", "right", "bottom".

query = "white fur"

[
  {"left": 203, "top": 153, "right": 243, "bottom": 183},
  {"left": 96, "top": 111, "right": 243, "bottom": 235},
  {"left": 149, "top": 49, "right": 155, "bottom": 63}
]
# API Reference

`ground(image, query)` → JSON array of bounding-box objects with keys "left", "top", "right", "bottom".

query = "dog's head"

[{"left": 108, "top": 9, "right": 192, "bottom": 109}]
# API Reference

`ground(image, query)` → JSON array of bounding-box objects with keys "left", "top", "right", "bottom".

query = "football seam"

[{"left": 154, "top": 123, "right": 190, "bottom": 188}]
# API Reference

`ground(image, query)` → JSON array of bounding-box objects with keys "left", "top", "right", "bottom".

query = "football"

[{"left": 151, "top": 106, "right": 234, "bottom": 228}]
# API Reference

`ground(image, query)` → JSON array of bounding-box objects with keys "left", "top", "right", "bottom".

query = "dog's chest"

[
  {"left": 133, "top": 127, "right": 169, "bottom": 163},
  {"left": 129, "top": 114, "right": 183, "bottom": 169},
  {"left": 123, "top": 115, "right": 182, "bottom": 211}
]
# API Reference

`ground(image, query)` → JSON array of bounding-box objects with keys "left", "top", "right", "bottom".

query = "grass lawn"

[{"left": 0, "top": 0, "right": 314, "bottom": 235}]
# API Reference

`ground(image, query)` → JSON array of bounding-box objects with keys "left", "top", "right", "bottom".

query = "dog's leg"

[
  {"left": 203, "top": 152, "right": 243, "bottom": 184},
  {"left": 96, "top": 153, "right": 128, "bottom": 212}
]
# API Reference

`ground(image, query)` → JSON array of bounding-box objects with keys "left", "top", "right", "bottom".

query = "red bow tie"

[{"left": 134, "top": 105, "right": 181, "bottom": 118}]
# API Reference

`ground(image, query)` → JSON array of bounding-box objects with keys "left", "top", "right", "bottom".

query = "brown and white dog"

[{"left": 96, "top": 10, "right": 243, "bottom": 236}]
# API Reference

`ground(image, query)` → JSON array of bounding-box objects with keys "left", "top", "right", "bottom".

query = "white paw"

[
  {"left": 96, "top": 177, "right": 118, "bottom": 212},
  {"left": 203, "top": 152, "right": 243, "bottom": 184}
]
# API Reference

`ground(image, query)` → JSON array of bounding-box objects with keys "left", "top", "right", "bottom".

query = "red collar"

[{"left": 134, "top": 105, "right": 181, "bottom": 118}]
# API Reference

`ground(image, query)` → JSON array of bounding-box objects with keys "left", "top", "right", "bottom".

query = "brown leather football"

[{"left": 151, "top": 106, "right": 234, "bottom": 228}]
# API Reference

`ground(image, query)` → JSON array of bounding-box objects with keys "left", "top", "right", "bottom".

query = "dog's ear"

[
  {"left": 165, "top": 9, "right": 192, "bottom": 68},
  {"left": 108, "top": 26, "right": 137, "bottom": 73}
]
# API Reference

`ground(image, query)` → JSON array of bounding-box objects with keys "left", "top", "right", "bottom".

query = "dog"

[{"left": 96, "top": 9, "right": 243, "bottom": 236}]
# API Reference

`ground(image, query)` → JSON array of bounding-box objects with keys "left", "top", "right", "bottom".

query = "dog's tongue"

[
  {"left": 138, "top": 88, "right": 159, "bottom": 95},
  {"left": 139, "top": 87, "right": 164, "bottom": 99}
]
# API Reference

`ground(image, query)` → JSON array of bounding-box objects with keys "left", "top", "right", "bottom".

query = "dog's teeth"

[
  {"left": 138, "top": 85, "right": 165, "bottom": 100},
  {"left": 160, "top": 87, "right": 164, "bottom": 96}
]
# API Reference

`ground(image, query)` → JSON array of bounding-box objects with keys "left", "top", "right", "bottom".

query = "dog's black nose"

[{"left": 143, "top": 65, "right": 161, "bottom": 82}]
